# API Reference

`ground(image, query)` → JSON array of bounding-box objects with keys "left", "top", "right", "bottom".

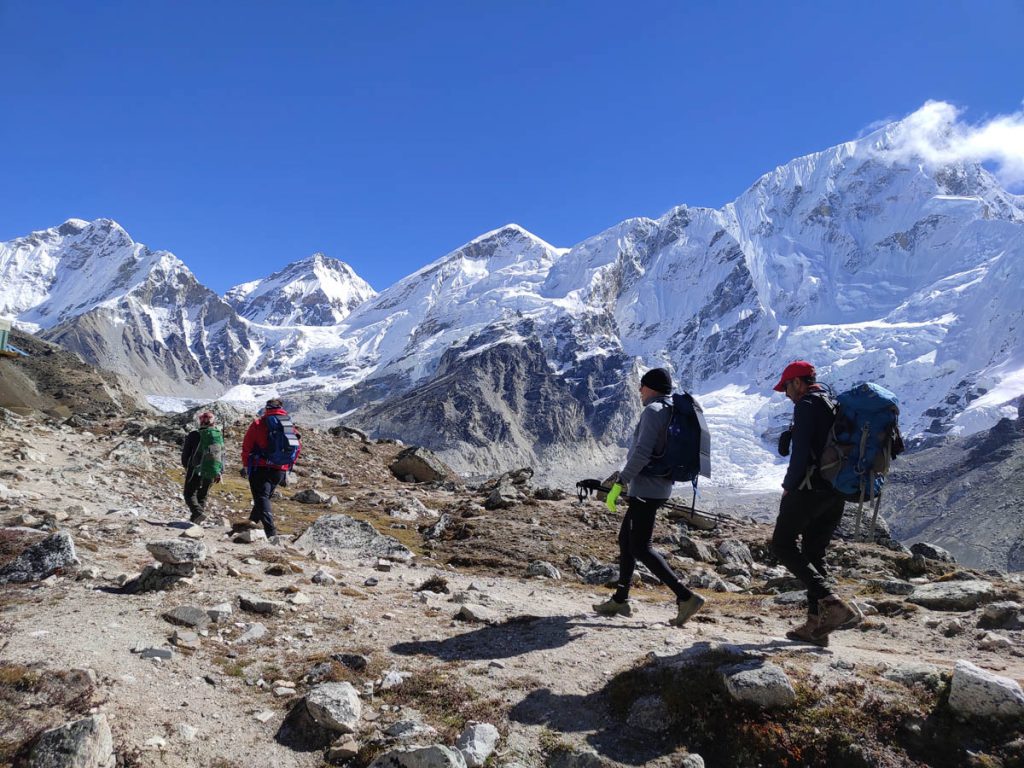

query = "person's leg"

[
  {"left": 183, "top": 473, "right": 201, "bottom": 518},
  {"left": 802, "top": 495, "right": 846, "bottom": 610},
  {"left": 594, "top": 510, "right": 637, "bottom": 616},
  {"left": 249, "top": 470, "right": 271, "bottom": 531},
  {"left": 772, "top": 492, "right": 834, "bottom": 610},
  {"left": 260, "top": 470, "right": 284, "bottom": 537},
  {"left": 626, "top": 498, "right": 694, "bottom": 602}
]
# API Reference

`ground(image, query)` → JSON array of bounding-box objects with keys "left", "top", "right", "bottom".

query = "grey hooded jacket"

[{"left": 618, "top": 393, "right": 674, "bottom": 500}]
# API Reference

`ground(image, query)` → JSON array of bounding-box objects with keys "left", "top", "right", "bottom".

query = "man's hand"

[
  {"left": 239, "top": 467, "right": 248, "bottom": 478},
  {"left": 215, "top": 474, "right": 222, "bottom": 484},
  {"left": 605, "top": 482, "right": 623, "bottom": 512}
]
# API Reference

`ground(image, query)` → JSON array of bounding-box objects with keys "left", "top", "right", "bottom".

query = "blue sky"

[{"left": 1, "top": 1, "right": 1022, "bottom": 293}]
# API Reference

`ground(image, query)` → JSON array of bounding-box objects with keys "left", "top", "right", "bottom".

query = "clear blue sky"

[{"left": 1, "top": 1, "right": 1021, "bottom": 293}]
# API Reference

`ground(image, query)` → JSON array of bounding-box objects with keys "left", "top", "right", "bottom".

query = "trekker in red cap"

[{"left": 771, "top": 361, "right": 861, "bottom": 645}]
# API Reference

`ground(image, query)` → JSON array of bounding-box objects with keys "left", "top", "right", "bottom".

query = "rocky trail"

[{"left": 1, "top": 408, "right": 1023, "bottom": 768}]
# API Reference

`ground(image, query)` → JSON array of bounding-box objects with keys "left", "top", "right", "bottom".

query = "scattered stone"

[
  {"left": 421, "top": 514, "right": 453, "bottom": 541},
  {"left": 312, "top": 568, "right": 339, "bottom": 585},
  {"left": 327, "top": 737, "right": 360, "bottom": 762},
  {"left": 305, "top": 682, "right": 362, "bottom": 733},
  {"left": 143, "top": 735, "right": 166, "bottom": 750},
  {"left": 23, "top": 714, "right": 113, "bottom": 768},
  {"left": 365, "top": 577, "right": 379, "bottom": 587},
  {"left": 207, "top": 603, "right": 233, "bottom": 623},
  {"left": 0, "top": 531, "right": 79, "bottom": 584},
  {"left": 385, "top": 718, "right": 438, "bottom": 741},
  {"left": 907, "top": 580, "right": 997, "bottom": 611},
  {"left": 162, "top": 605, "right": 211, "bottom": 629},
  {"left": 368, "top": 745, "right": 468, "bottom": 768},
  {"left": 455, "top": 722, "right": 500, "bottom": 768},
  {"left": 180, "top": 525, "right": 204, "bottom": 539},
  {"left": 146, "top": 539, "right": 207, "bottom": 565},
  {"left": 140, "top": 647, "right": 173, "bottom": 661},
  {"left": 979, "top": 632, "right": 1014, "bottom": 651},
  {"left": 333, "top": 653, "right": 369, "bottom": 672},
  {"left": 910, "top": 542, "right": 956, "bottom": 563},
  {"left": 175, "top": 723, "right": 198, "bottom": 742},
  {"left": 13, "top": 513, "right": 42, "bottom": 528},
  {"left": 376, "top": 558, "right": 393, "bottom": 572},
  {"left": 948, "top": 660, "right": 1024, "bottom": 720},
  {"left": 940, "top": 618, "right": 966, "bottom": 637},
  {"left": 881, "top": 662, "right": 943, "bottom": 691},
  {"left": 235, "top": 623, "right": 267, "bottom": 644},
  {"left": 867, "top": 578, "right": 916, "bottom": 596},
  {"left": 525, "top": 560, "right": 560, "bottom": 579},
  {"left": 533, "top": 487, "right": 567, "bottom": 501},
  {"left": 234, "top": 529, "right": 267, "bottom": 544},
  {"left": 239, "top": 593, "right": 285, "bottom": 615},
  {"left": 979, "top": 601, "right": 1024, "bottom": 631},
  {"left": 676, "top": 536, "right": 716, "bottom": 563},
  {"left": 720, "top": 661, "right": 796, "bottom": 708},
  {"left": 293, "top": 489, "right": 332, "bottom": 504},
  {"left": 455, "top": 604, "right": 498, "bottom": 624},
  {"left": 171, "top": 630, "right": 201, "bottom": 650},
  {"left": 626, "top": 694, "right": 671, "bottom": 733},
  {"left": 717, "top": 539, "right": 754, "bottom": 568},
  {"left": 254, "top": 710, "right": 276, "bottom": 723}
]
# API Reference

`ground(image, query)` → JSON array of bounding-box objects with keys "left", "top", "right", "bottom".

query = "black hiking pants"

[
  {"left": 183, "top": 471, "right": 212, "bottom": 518},
  {"left": 771, "top": 489, "right": 846, "bottom": 615},
  {"left": 249, "top": 467, "right": 286, "bottom": 537},
  {"left": 613, "top": 497, "right": 694, "bottom": 603}
]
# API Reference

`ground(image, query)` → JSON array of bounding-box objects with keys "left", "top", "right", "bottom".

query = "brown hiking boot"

[
  {"left": 814, "top": 595, "right": 862, "bottom": 637},
  {"left": 593, "top": 597, "right": 634, "bottom": 617},
  {"left": 669, "top": 593, "right": 705, "bottom": 627},
  {"left": 786, "top": 612, "right": 829, "bottom": 647}
]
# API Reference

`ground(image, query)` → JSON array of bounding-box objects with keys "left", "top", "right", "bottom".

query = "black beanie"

[{"left": 640, "top": 367, "right": 672, "bottom": 394}]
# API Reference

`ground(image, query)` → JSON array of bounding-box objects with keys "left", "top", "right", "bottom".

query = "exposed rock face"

[
  {"left": 907, "top": 580, "right": 997, "bottom": 611},
  {"left": 0, "top": 531, "right": 78, "bottom": 584}
]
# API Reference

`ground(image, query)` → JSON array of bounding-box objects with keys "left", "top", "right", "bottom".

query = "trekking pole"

[{"left": 867, "top": 486, "right": 883, "bottom": 543}]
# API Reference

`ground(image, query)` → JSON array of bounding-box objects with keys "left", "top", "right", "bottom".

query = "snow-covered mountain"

[
  {"left": 3, "top": 115, "right": 1023, "bottom": 493},
  {"left": 0, "top": 218, "right": 258, "bottom": 395},
  {"left": 225, "top": 252, "right": 376, "bottom": 326}
]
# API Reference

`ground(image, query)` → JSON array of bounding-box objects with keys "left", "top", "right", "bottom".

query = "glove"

[
  {"left": 777, "top": 429, "right": 792, "bottom": 457},
  {"left": 605, "top": 482, "right": 623, "bottom": 512}
]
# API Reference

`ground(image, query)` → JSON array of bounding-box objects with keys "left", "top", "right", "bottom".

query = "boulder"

[
  {"left": 368, "top": 745, "right": 468, "bottom": 768},
  {"left": 292, "top": 489, "right": 332, "bottom": 504},
  {"left": 305, "top": 682, "right": 362, "bottom": 733},
  {"left": 389, "top": 447, "right": 455, "bottom": 484},
  {"left": 0, "top": 531, "right": 78, "bottom": 584},
  {"left": 907, "top": 580, "right": 996, "bottom": 611},
  {"left": 978, "top": 601, "right": 1024, "bottom": 631},
  {"left": 719, "top": 661, "right": 796, "bottom": 708},
  {"left": 145, "top": 539, "right": 207, "bottom": 565},
  {"left": 162, "top": 606, "right": 211, "bottom": 629},
  {"left": 294, "top": 514, "right": 413, "bottom": 562},
  {"left": 484, "top": 479, "right": 519, "bottom": 511},
  {"left": 910, "top": 542, "right": 956, "bottom": 563},
  {"left": 25, "top": 713, "right": 114, "bottom": 768},
  {"left": 455, "top": 722, "right": 500, "bottom": 768},
  {"left": 676, "top": 535, "right": 716, "bottom": 563},
  {"left": 525, "top": 560, "right": 561, "bottom": 579},
  {"left": 239, "top": 593, "right": 285, "bottom": 615},
  {"left": 716, "top": 539, "right": 754, "bottom": 568},
  {"left": 948, "top": 660, "right": 1024, "bottom": 720}
]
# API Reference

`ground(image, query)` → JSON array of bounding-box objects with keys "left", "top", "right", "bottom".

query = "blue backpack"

[
  {"left": 261, "top": 413, "right": 301, "bottom": 468},
  {"left": 642, "top": 393, "right": 712, "bottom": 484},
  {"left": 817, "top": 383, "right": 903, "bottom": 505}
]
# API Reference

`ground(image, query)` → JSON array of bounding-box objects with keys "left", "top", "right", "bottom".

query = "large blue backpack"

[
  {"left": 642, "top": 392, "right": 712, "bottom": 484},
  {"left": 261, "top": 413, "right": 301, "bottom": 468},
  {"left": 815, "top": 383, "right": 903, "bottom": 537}
]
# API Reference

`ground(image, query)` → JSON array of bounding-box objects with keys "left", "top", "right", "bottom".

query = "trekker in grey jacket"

[{"left": 593, "top": 367, "right": 706, "bottom": 626}]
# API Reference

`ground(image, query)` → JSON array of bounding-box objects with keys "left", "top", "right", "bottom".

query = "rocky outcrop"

[
  {"left": 293, "top": 514, "right": 413, "bottom": 562},
  {"left": 0, "top": 531, "right": 78, "bottom": 584}
]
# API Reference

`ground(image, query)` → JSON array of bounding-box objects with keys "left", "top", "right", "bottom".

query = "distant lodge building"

[{"left": 0, "top": 318, "right": 13, "bottom": 356}]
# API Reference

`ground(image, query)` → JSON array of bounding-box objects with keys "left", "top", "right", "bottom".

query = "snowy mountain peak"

[{"left": 225, "top": 252, "right": 376, "bottom": 327}]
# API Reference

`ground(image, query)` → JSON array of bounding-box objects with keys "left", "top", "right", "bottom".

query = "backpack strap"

[{"left": 798, "top": 391, "right": 838, "bottom": 491}]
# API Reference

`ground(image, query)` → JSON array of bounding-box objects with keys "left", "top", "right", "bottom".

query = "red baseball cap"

[{"left": 773, "top": 361, "right": 815, "bottom": 392}]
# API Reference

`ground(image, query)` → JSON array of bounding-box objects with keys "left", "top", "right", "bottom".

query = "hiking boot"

[
  {"left": 593, "top": 597, "right": 633, "bottom": 617},
  {"left": 814, "top": 595, "right": 862, "bottom": 637},
  {"left": 669, "top": 593, "right": 705, "bottom": 627},
  {"left": 786, "top": 613, "right": 829, "bottom": 647},
  {"left": 189, "top": 511, "right": 208, "bottom": 525}
]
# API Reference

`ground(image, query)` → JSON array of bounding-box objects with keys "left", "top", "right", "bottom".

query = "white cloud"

[{"left": 873, "top": 100, "right": 1024, "bottom": 189}]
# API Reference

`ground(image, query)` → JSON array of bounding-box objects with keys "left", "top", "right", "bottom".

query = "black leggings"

[
  {"left": 183, "top": 472, "right": 212, "bottom": 516},
  {"left": 771, "top": 490, "right": 845, "bottom": 614},
  {"left": 613, "top": 497, "right": 693, "bottom": 602}
]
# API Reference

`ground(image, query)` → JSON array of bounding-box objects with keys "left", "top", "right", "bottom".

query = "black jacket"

[{"left": 782, "top": 387, "right": 836, "bottom": 492}]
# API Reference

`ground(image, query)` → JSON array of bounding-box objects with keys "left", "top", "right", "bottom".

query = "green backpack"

[{"left": 197, "top": 427, "right": 225, "bottom": 480}]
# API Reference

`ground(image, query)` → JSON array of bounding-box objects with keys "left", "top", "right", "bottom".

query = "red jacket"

[{"left": 241, "top": 408, "right": 302, "bottom": 471}]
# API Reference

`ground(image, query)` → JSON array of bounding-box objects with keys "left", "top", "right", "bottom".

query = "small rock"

[
  {"left": 525, "top": 560, "right": 560, "bottom": 579},
  {"left": 234, "top": 623, "right": 267, "bottom": 645},
  {"left": 172, "top": 630, "right": 201, "bottom": 650},
  {"left": 162, "top": 605, "right": 211, "bottom": 629},
  {"left": 143, "top": 736, "right": 166, "bottom": 750},
  {"left": 24, "top": 714, "right": 113, "bottom": 768},
  {"left": 455, "top": 604, "right": 497, "bottom": 624},
  {"left": 254, "top": 710, "right": 276, "bottom": 723},
  {"left": 239, "top": 593, "right": 285, "bottom": 615},
  {"left": 910, "top": 542, "right": 956, "bottom": 563},
  {"left": 979, "top": 632, "right": 1014, "bottom": 651},
  {"left": 456, "top": 722, "right": 500, "bottom": 768},
  {"left": 175, "top": 723, "right": 198, "bottom": 742},
  {"left": 305, "top": 682, "right": 363, "bottom": 733},
  {"left": 234, "top": 529, "right": 267, "bottom": 544},
  {"left": 140, "top": 647, "right": 173, "bottom": 660},
  {"left": 720, "top": 661, "right": 796, "bottom": 708},
  {"left": 207, "top": 603, "right": 233, "bottom": 623},
  {"left": 368, "top": 745, "right": 468, "bottom": 768},
  {"left": 146, "top": 539, "right": 207, "bottom": 565},
  {"left": 327, "top": 737, "right": 360, "bottom": 762}
]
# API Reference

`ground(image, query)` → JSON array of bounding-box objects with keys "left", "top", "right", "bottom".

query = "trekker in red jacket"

[{"left": 241, "top": 398, "right": 302, "bottom": 538}]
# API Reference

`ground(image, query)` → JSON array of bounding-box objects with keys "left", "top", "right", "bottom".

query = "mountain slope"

[{"left": 225, "top": 252, "right": 376, "bottom": 326}]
